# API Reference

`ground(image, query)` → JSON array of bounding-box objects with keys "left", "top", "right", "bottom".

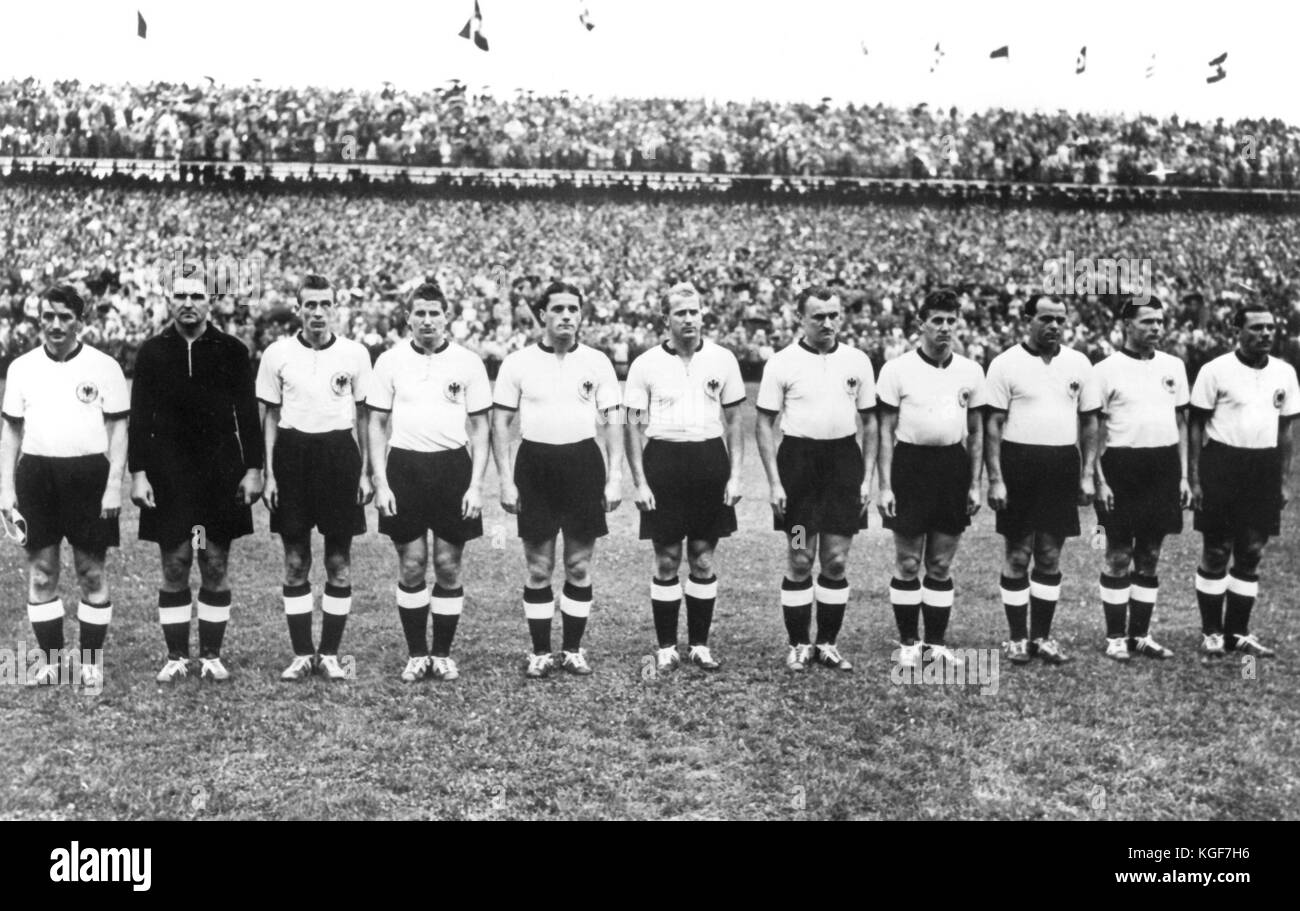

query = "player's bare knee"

[
  {"left": 686, "top": 549, "right": 714, "bottom": 579},
  {"left": 1032, "top": 546, "right": 1061, "bottom": 575},
  {"left": 1231, "top": 543, "right": 1264, "bottom": 574},
  {"left": 323, "top": 555, "right": 351, "bottom": 588},
  {"left": 1104, "top": 547, "right": 1133, "bottom": 577},
  {"left": 28, "top": 564, "right": 59, "bottom": 600},
  {"left": 1003, "top": 548, "right": 1031, "bottom": 577},
  {"left": 1200, "top": 540, "right": 1231, "bottom": 573},
  {"left": 75, "top": 561, "right": 106, "bottom": 598},
  {"left": 284, "top": 550, "right": 312, "bottom": 587},
  {"left": 563, "top": 558, "right": 591, "bottom": 588},
  {"left": 432, "top": 553, "right": 462, "bottom": 590},
  {"left": 923, "top": 553, "right": 952, "bottom": 581},
  {"left": 197, "top": 553, "right": 230, "bottom": 591},
  {"left": 894, "top": 553, "right": 922, "bottom": 580},
  {"left": 786, "top": 546, "right": 815, "bottom": 580},
  {"left": 399, "top": 553, "right": 428, "bottom": 588},
  {"left": 655, "top": 550, "right": 682, "bottom": 579}
]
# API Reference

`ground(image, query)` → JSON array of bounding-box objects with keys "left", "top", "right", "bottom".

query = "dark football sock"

[
  {"left": 430, "top": 584, "right": 464, "bottom": 658},
  {"left": 523, "top": 585, "right": 555, "bottom": 655},
  {"left": 158, "top": 588, "right": 192, "bottom": 659},
  {"left": 560, "top": 582, "right": 592, "bottom": 652},
  {"left": 890, "top": 576, "right": 922, "bottom": 644},
  {"left": 283, "top": 582, "right": 314, "bottom": 656},
  {"left": 1000, "top": 574, "right": 1029, "bottom": 640},
  {"left": 77, "top": 600, "right": 111, "bottom": 653},
  {"left": 1028, "top": 570, "right": 1062, "bottom": 640},
  {"left": 1100, "top": 572, "right": 1130, "bottom": 638},
  {"left": 28, "top": 598, "right": 65, "bottom": 657},
  {"left": 814, "top": 574, "right": 849, "bottom": 645},
  {"left": 396, "top": 581, "right": 430, "bottom": 657},
  {"left": 1127, "top": 574, "right": 1157, "bottom": 639},
  {"left": 197, "top": 589, "right": 232, "bottom": 659},
  {"left": 684, "top": 574, "right": 718, "bottom": 647},
  {"left": 780, "top": 577, "right": 813, "bottom": 645},
  {"left": 651, "top": 576, "right": 682, "bottom": 648},
  {"left": 319, "top": 583, "right": 351, "bottom": 656},
  {"left": 921, "top": 576, "right": 954, "bottom": 645},
  {"left": 1224, "top": 569, "right": 1259, "bottom": 644},
  {"left": 1195, "top": 568, "right": 1227, "bottom": 635}
]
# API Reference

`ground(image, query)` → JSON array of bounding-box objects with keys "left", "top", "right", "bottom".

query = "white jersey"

[
  {"left": 876, "top": 349, "right": 985, "bottom": 447},
  {"left": 623, "top": 339, "right": 745, "bottom": 442},
  {"left": 256, "top": 333, "right": 371, "bottom": 434},
  {"left": 367, "top": 339, "right": 492, "bottom": 452},
  {"left": 756, "top": 339, "right": 876, "bottom": 440},
  {"left": 1091, "top": 349, "right": 1189, "bottom": 449},
  {"left": 984, "top": 343, "right": 1100, "bottom": 446},
  {"left": 1190, "top": 352, "right": 1300, "bottom": 449},
  {"left": 2, "top": 343, "right": 129, "bottom": 457},
  {"left": 493, "top": 342, "right": 620, "bottom": 445}
]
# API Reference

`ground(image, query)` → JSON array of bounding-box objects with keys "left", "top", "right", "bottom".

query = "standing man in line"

[
  {"left": 492, "top": 281, "right": 623, "bottom": 679},
  {"left": 756, "top": 286, "right": 877, "bottom": 673},
  {"left": 1091, "top": 298, "right": 1188, "bottom": 662},
  {"left": 368, "top": 283, "right": 492, "bottom": 682},
  {"left": 257, "top": 274, "right": 373, "bottom": 682},
  {"left": 876, "top": 289, "right": 984, "bottom": 671},
  {"left": 0, "top": 285, "right": 129, "bottom": 687},
  {"left": 129, "top": 261, "right": 264, "bottom": 682},
  {"left": 984, "top": 294, "right": 1099, "bottom": 666},
  {"left": 625, "top": 282, "right": 745, "bottom": 673},
  {"left": 1189, "top": 303, "right": 1298, "bottom": 661}
]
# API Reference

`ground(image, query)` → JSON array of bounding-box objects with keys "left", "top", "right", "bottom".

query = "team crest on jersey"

[
  {"left": 445, "top": 379, "right": 465, "bottom": 404},
  {"left": 844, "top": 375, "right": 861, "bottom": 397},
  {"left": 329, "top": 371, "right": 351, "bottom": 397},
  {"left": 957, "top": 387, "right": 973, "bottom": 407},
  {"left": 75, "top": 380, "right": 98, "bottom": 403},
  {"left": 1274, "top": 388, "right": 1287, "bottom": 409},
  {"left": 1068, "top": 379, "right": 1081, "bottom": 398},
  {"left": 578, "top": 378, "right": 596, "bottom": 402},
  {"left": 703, "top": 377, "right": 723, "bottom": 400},
  {"left": 1162, "top": 375, "right": 1177, "bottom": 394}
]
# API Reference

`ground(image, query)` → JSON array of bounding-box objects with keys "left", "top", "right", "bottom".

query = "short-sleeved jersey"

[
  {"left": 256, "top": 334, "right": 372, "bottom": 434},
  {"left": 984, "top": 344, "right": 1099, "bottom": 446},
  {"left": 1091, "top": 349, "right": 1189, "bottom": 449},
  {"left": 1190, "top": 352, "right": 1300, "bottom": 449},
  {"left": 367, "top": 339, "right": 491, "bottom": 452},
  {"left": 2, "top": 343, "right": 130, "bottom": 457},
  {"left": 756, "top": 340, "right": 876, "bottom": 440},
  {"left": 876, "top": 349, "right": 985, "bottom": 446},
  {"left": 493, "top": 343, "right": 620, "bottom": 445},
  {"left": 623, "top": 340, "right": 745, "bottom": 442}
]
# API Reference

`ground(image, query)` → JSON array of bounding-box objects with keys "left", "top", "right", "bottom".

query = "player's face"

[
  {"left": 921, "top": 309, "right": 959, "bottom": 354},
  {"left": 1028, "top": 299, "right": 1067, "bottom": 351},
  {"left": 298, "top": 289, "right": 335, "bottom": 337},
  {"left": 409, "top": 299, "right": 449, "bottom": 348},
  {"left": 169, "top": 277, "right": 211, "bottom": 328},
  {"left": 39, "top": 299, "right": 81, "bottom": 351},
  {"left": 801, "top": 296, "right": 842, "bottom": 349},
  {"left": 1125, "top": 307, "right": 1165, "bottom": 353},
  {"left": 666, "top": 295, "right": 702, "bottom": 344},
  {"left": 1238, "top": 312, "right": 1275, "bottom": 357},
  {"left": 542, "top": 294, "right": 582, "bottom": 344}
]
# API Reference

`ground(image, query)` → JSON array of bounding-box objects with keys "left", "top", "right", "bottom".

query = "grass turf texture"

[{"left": 1, "top": 383, "right": 1297, "bottom": 820}]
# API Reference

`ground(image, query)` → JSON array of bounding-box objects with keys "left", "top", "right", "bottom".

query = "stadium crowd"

[
  {"left": 2, "top": 78, "right": 1298, "bottom": 188},
  {"left": 3, "top": 183, "right": 1299, "bottom": 381}
]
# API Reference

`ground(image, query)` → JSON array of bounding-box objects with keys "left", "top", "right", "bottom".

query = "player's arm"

[
  {"left": 1093, "top": 412, "right": 1112, "bottom": 511},
  {"left": 600, "top": 407, "right": 624, "bottom": 512},
  {"left": 1175, "top": 407, "right": 1192, "bottom": 508},
  {"left": 463, "top": 411, "right": 490, "bottom": 520},
  {"left": 857, "top": 407, "right": 878, "bottom": 514},
  {"left": 1078, "top": 410, "right": 1099, "bottom": 505},
  {"left": 261, "top": 401, "right": 281, "bottom": 510},
  {"left": 101, "top": 416, "right": 128, "bottom": 520},
  {"left": 128, "top": 343, "right": 157, "bottom": 509},
  {"left": 983, "top": 407, "right": 1008, "bottom": 510},
  {"left": 722, "top": 401, "right": 744, "bottom": 507},
  {"left": 755, "top": 409, "right": 785, "bottom": 520},
  {"left": 233, "top": 345, "right": 264, "bottom": 504},
  {"left": 875, "top": 406, "right": 898, "bottom": 518},
  {"left": 354, "top": 403, "right": 373, "bottom": 505},
  {"left": 1280, "top": 414, "right": 1295, "bottom": 509},
  {"left": 0, "top": 417, "right": 21, "bottom": 522},
  {"left": 625, "top": 408, "right": 654, "bottom": 511},
  {"left": 1188, "top": 407, "right": 1210, "bottom": 510},
  {"left": 964, "top": 405, "right": 983, "bottom": 515},
  {"left": 367, "top": 407, "right": 396, "bottom": 517},
  {"left": 491, "top": 406, "right": 519, "bottom": 514}
]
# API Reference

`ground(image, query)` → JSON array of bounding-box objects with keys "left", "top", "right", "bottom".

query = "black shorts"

[
  {"left": 997, "top": 442, "right": 1081, "bottom": 539},
  {"left": 639, "top": 437, "right": 737, "bottom": 545},
  {"left": 514, "top": 439, "right": 608, "bottom": 542},
  {"left": 1194, "top": 440, "right": 1282, "bottom": 538},
  {"left": 271, "top": 428, "right": 366, "bottom": 539},
  {"left": 883, "top": 442, "right": 971, "bottom": 537},
  {"left": 137, "top": 446, "right": 253, "bottom": 548},
  {"left": 15, "top": 454, "right": 119, "bottom": 552},
  {"left": 775, "top": 435, "right": 865, "bottom": 537},
  {"left": 379, "top": 447, "right": 483, "bottom": 546},
  {"left": 1095, "top": 445, "right": 1183, "bottom": 540}
]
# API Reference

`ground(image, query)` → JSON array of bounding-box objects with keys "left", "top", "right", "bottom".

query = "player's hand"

[
  {"left": 99, "top": 486, "right": 122, "bottom": 521},
  {"left": 1178, "top": 478, "right": 1192, "bottom": 510},
  {"left": 0, "top": 487, "right": 17, "bottom": 523},
  {"left": 1078, "top": 476, "right": 1095, "bottom": 507},
  {"left": 130, "top": 474, "right": 156, "bottom": 510},
  {"left": 262, "top": 475, "right": 279, "bottom": 511},
  {"left": 357, "top": 474, "right": 374, "bottom": 507},
  {"left": 877, "top": 487, "right": 896, "bottom": 519},
  {"left": 768, "top": 482, "right": 787, "bottom": 524},
  {"left": 1096, "top": 480, "right": 1114, "bottom": 513},
  {"left": 237, "top": 469, "right": 264, "bottom": 506},
  {"left": 858, "top": 480, "right": 873, "bottom": 517},
  {"left": 723, "top": 477, "right": 743, "bottom": 508},
  {"left": 499, "top": 480, "right": 520, "bottom": 515},
  {"left": 1190, "top": 479, "right": 1203, "bottom": 511},
  {"left": 374, "top": 481, "right": 397, "bottom": 517},
  {"left": 987, "top": 479, "right": 1007, "bottom": 511},
  {"left": 966, "top": 484, "right": 982, "bottom": 517},
  {"left": 633, "top": 482, "right": 656, "bottom": 512},
  {"left": 462, "top": 484, "right": 483, "bottom": 520},
  {"left": 603, "top": 478, "right": 622, "bottom": 513}
]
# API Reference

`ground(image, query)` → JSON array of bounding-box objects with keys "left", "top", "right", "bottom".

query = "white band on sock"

[
  {"left": 889, "top": 585, "right": 922, "bottom": 607},
  {"left": 921, "top": 586, "right": 954, "bottom": 609},
  {"left": 396, "top": 585, "right": 430, "bottom": 609},
  {"left": 431, "top": 595, "right": 464, "bottom": 616},
  {"left": 523, "top": 599, "right": 555, "bottom": 620},
  {"left": 77, "top": 601, "right": 112, "bottom": 625},
  {"left": 1030, "top": 581, "right": 1061, "bottom": 601},
  {"left": 1129, "top": 584, "right": 1158, "bottom": 606},
  {"left": 158, "top": 604, "right": 192, "bottom": 625},
  {"left": 1227, "top": 575, "right": 1259, "bottom": 599},
  {"left": 780, "top": 586, "right": 814, "bottom": 607},
  {"left": 560, "top": 595, "right": 592, "bottom": 618},
  {"left": 652, "top": 581, "right": 683, "bottom": 602},
  {"left": 283, "top": 594, "right": 313, "bottom": 615},
  {"left": 815, "top": 584, "right": 850, "bottom": 606},
  {"left": 1195, "top": 572, "right": 1227, "bottom": 596},
  {"left": 197, "top": 602, "right": 231, "bottom": 623},
  {"left": 27, "top": 600, "right": 65, "bottom": 623},
  {"left": 1000, "top": 586, "right": 1030, "bottom": 607},
  {"left": 321, "top": 595, "right": 352, "bottom": 616},
  {"left": 684, "top": 577, "right": 718, "bottom": 600},
  {"left": 1099, "top": 584, "right": 1130, "bottom": 605}
]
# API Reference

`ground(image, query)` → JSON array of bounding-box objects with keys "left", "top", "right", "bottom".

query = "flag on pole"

[
  {"left": 579, "top": 5, "right": 594, "bottom": 31},
  {"left": 1206, "top": 51, "right": 1227, "bottom": 84},
  {"left": 1075, "top": 46, "right": 1087, "bottom": 74},
  {"left": 930, "top": 42, "right": 944, "bottom": 73},
  {"left": 989, "top": 45, "right": 1009, "bottom": 60},
  {"left": 1145, "top": 53, "right": 1156, "bottom": 79},
  {"left": 459, "top": 1, "right": 489, "bottom": 51},
  {"left": 137, "top": 11, "right": 147, "bottom": 39}
]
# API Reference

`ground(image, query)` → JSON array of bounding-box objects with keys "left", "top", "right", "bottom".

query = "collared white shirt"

[
  {"left": 624, "top": 339, "right": 745, "bottom": 442},
  {"left": 493, "top": 342, "right": 620, "bottom": 445},
  {"left": 984, "top": 343, "right": 1100, "bottom": 446},
  {"left": 256, "top": 333, "right": 371, "bottom": 434},
  {"left": 1091, "top": 349, "right": 1189, "bottom": 448},
  {"left": 2, "top": 343, "right": 129, "bottom": 457},
  {"left": 876, "top": 349, "right": 985, "bottom": 446},
  {"left": 756, "top": 339, "right": 876, "bottom": 440},
  {"left": 1190, "top": 352, "right": 1300, "bottom": 449},
  {"left": 367, "top": 339, "right": 491, "bottom": 452}
]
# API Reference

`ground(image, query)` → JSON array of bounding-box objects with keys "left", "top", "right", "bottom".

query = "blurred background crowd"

[{"left": 3, "top": 78, "right": 1298, "bottom": 188}]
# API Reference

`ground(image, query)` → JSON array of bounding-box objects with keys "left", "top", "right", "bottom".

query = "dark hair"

[
  {"left": 407, "top": 282, "right": 450, "bottom": 315},
  {"left": 796, "top": 285, "right": 837, "bottom": 315},
  {"left": 1233, "top": 301, "right": 1273, "bottom": 329},
  {"left": 1024, "top": 293, "right": 1064, "bottom": 317},
  {"left": 42, "top": 284, "right": 86, "bottom": 321},
  {"left": 1120, "top": 296, "right": 1163, "bottom": 322},
  {"left": 661, "top": 281, "right": 700, "bottom": 314},
  {"left": 531, "top": 281, "right": 583, "bottom": 321},
  {"left": 919, "top": 287, "right": 960, "bottom": 320},
  {"left": 297, "top": 273, "right": 333, "bottom": 303}
]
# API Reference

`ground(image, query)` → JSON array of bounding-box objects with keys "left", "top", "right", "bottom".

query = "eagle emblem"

[
  {"left": 1068, "top": 379, "right": 1081, "bottom": 398},
  {"left": 704, "top": 377, "right": 723, "bottom": 400},
  {"left": 1274, "top": 388, "right": 1287, "bottom": 409},
  {"left": 445, "top": 380, "right": 465, "bottom": 404},
  {"left": 957, "top": 387, "right": 973, "bottom": 407},
  {"left": 75, "top": 381, "right": 98, "bottom": 403},
  {"left": 578, "top": 378, "right": 596, "bottom": 402},
  {"left": 844, "top": 375, "right": 860, "bottom": 397},
  {"left": 1161, "top": 376, "right": 1177, "bottom": 394},
  {"left": 329, "top": 371, "right": 351, "bottom": 397}
]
